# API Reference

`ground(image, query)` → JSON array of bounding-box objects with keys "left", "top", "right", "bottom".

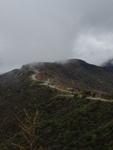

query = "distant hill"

[
  {"left": 0, "top": 59, "right": 113, "bottom": 149},
  {"left": 16, "top": 59, "right": 113, "bottom": 94}
]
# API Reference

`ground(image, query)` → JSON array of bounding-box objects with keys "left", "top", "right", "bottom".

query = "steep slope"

[
  {"left": 20, "top": 59, "right": 113, "bottom": 94},
  {"left": 0, "top": 74, "right": 113, "bottom": 149},
  {"left": 0, "top": 59, "right": 113, "bottom": 149}
]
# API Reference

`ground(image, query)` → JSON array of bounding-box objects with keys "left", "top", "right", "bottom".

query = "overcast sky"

[{"left": 0, "top": 0, "right": 113, "bottom": 72}]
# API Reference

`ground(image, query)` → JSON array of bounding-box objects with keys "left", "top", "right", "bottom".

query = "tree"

[{"left": 13, "top": 109, "right": 43, "bottom": 150}]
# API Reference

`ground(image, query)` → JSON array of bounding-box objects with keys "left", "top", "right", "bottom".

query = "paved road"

[
  {"left": 31, "top": 73, "right": 113, "bottom": 103},
  {"left": 31, "top": 73, "right": 72, "bottom": 94},
  {"left": 87, "top": 97, "right": 113, "bottom": 103}
]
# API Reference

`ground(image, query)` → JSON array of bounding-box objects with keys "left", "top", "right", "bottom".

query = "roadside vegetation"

[{"left": 0, "top": 69, "right": 113, "bottom": 149}]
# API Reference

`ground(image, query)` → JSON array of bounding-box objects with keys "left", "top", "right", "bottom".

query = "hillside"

[
  {"left": 20, "top": 59, "right": 113, "bottom": 94},
  {"left": 0, "top": 59, "right": 113, "bottom": 149}
]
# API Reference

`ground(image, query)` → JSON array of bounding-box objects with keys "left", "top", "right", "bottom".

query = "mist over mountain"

[
  {"left": 1, "top": 0, "right": 113, "bottom": 71},
  {"left": 1, "top": 0, "right": 113, "bottom": 149},
  {"left": 1, "top": 59, "right": 113, "bottom": 93},
  {"left": 103, "top": 58, "right": 113, "bottom": 67},
  {"left": 0, "top": 59, "right": 113, "bottom": 149}
]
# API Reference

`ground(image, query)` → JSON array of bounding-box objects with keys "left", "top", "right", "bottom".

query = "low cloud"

[
  {"left": 73, "top": 31, "right": 113, "bottom": 65},
  {"left": 0, "top": 0, "right": 113, "bottom": 72}
]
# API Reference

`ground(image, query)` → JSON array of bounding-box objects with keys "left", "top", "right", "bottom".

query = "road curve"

[{"left": 31, "top": 73, "right": 113, "bottom": 103}]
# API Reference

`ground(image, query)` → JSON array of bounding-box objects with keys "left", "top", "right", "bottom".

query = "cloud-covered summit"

[{"left": 0, "top": 0, "right": 113, "bottom": 72}]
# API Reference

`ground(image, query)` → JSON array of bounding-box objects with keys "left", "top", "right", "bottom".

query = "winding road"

[{"left": 31, "top": 73, "right": 113, "bottom": 103}]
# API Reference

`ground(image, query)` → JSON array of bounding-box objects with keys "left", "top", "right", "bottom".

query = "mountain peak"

[
  {"left": 14, "top": 58, "right": 113, "bottom": 94},
  {"left": 66, "top": 59, "right": 87, "bottom": 64}
]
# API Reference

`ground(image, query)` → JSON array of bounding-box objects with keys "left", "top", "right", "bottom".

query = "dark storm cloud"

[{"left": 0, "top": 0, "right": 113, "bottom": 72}]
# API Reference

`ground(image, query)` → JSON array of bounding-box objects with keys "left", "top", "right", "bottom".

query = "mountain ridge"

[
  {"left": 0, "top": 59, "right": 113, "bottom": 149},
  {"left": 1, "top": 59, "right": 113, "bottom": 94},
  {"left": 19, "top": 59, "right": 113, "bottom": 94}
]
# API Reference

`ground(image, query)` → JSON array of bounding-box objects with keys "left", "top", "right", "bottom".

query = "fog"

[{"left": 0, "top": 0, "right": 113, "bottom": 72}]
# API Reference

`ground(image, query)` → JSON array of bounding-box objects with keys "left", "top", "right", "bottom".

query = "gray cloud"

[{"left": 0, "top": 0, "right": 113, "bottom": 72}]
